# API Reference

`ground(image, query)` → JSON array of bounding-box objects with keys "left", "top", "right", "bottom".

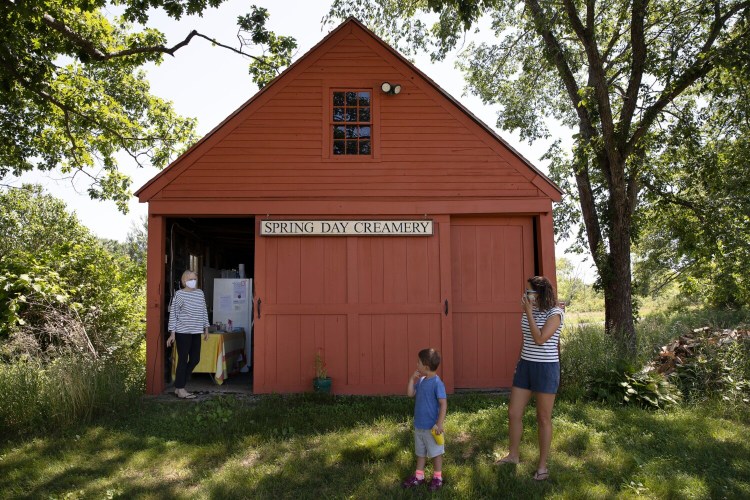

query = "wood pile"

[{"left": 652, "top": 327, "right": 750, "bottom": 375}]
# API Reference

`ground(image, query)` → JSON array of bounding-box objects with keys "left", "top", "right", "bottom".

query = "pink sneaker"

[
  {"left": 401, "top": 475, "right": 425, "bottom": 488},
  {"left": 428, "top": 477, "right": 443, "bottom": 492}
]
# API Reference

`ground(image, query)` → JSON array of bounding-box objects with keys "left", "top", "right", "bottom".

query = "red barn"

[{"left": 136, "top": 18, "right": 562, "bottom": 396}]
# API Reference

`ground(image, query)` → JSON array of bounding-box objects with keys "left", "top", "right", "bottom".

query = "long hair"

[{"left": 527, "top": 276, "right": 557, "bottom": 311}]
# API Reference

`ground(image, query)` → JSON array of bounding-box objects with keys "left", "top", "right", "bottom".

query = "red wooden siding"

[
  {"left": 137, "top": 19, "right": 561, "bottom": 396},
  {"left": 451, "top": 217, "right": 534, "bottom": 388},
  {"left": 161, "top": 29, "right": 543, "bottom": 201},
  {"left": 254, "top": 220, "right": 444, "bottom": 394}
]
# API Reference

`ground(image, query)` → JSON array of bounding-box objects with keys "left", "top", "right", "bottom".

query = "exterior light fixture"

[{"left": 381, "top": 82, "right": 402, "bottom": 95}]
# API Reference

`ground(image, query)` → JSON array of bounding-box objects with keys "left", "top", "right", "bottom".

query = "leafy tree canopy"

[
  {"left": 326, "top": 0, "right": 750, "bottom": 354},
  {"left": 0, "top": 185, "right": 145, "bottom": 359},
  {"left": 0, "top": 1, "right": 296, "bottom": 211},
  {"left": 635, "top": 62, "right": 750, "bottom": 308}
]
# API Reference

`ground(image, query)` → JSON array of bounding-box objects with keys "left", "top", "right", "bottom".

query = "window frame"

[{"left": 322, "top": 84, "right": 380, "bottom": 161}]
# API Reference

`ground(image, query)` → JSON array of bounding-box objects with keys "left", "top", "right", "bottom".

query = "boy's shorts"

[
  {"left": 414, "top": 428, "right": 444, "bottom": 458},
  {"left": 512, "top": 359, "right": 560, "bottom": 394}
]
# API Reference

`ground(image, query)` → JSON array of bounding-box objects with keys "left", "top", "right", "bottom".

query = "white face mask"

[{"left": 185, "top": 279, "right": 197, "bottom": 289}]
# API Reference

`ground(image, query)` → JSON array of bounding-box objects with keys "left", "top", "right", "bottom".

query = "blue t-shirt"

[{"left": 414, "top": 375, "right": 447, "bottom": 430}]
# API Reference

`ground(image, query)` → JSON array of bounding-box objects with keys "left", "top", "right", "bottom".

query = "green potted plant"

[{"left": 313, "top": 351, "right": 332, "bottom": 393}]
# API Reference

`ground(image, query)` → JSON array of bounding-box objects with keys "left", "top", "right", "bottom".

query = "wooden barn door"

[
  {"left": 451, "top": 217, "right": 535, "bottom": 389},
  {"left": 253, "top": 220, "right": 444, "bottom": 394}
]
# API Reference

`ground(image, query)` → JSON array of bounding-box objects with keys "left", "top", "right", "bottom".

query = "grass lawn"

[{"left": 1, "top": 393, "right": 748, "bottom": 499}]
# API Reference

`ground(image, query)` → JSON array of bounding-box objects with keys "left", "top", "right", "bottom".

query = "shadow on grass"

[
  {"left": 551, "top": 402, "right": 750, "bottom": 498},
  {"left": 1, "top": 394, "right": 749, "bottom": 498}
]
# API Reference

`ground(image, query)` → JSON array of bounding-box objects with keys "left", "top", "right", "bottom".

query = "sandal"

[
  {"left": 533, "top": 469, "right": 549, "bottom": 481},
  {"left": 494, "top": 455, "right": 519, "bottom": 465},
  {"left": 176, "top": 391, "right": 196, "bottom": 399}
]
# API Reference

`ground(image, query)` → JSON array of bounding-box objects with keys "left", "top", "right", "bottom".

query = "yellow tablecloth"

[{"left": 171, "top": 331, "right": 245, "bottom": 385}]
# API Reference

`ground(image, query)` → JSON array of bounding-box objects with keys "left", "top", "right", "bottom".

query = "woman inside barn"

[
  {"left": 167, "top": 270, "right": 209, "bottom": 399},
  {"left": 496, "top": 276, "right": 564, "bottom": 481}
]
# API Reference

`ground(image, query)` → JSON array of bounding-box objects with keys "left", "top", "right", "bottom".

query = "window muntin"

[{"left": 332, "top": 90, "right": 371, "bottom": 155}]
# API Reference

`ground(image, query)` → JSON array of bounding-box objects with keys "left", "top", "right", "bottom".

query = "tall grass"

[
  {"left": 0, "top": 353, "right": 144, "bottom": 438},
  {"left": 560, "top": 307, "right": 750, "bottom": 401}
]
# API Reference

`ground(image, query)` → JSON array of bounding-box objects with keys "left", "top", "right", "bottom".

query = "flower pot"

[{"left": 313, "top": 377, "right": 332, "bottom": 393}]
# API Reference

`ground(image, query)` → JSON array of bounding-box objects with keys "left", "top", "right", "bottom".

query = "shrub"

[
  {"left": 673, "top": 333, "right": 750, "bottom": 406},
  {"left": 0, "top": 186, "right": 145, "bottom": 358},
  {"left": 587, "top": 362, "right": 681, "bottom": 409},
  {"left": 559, "top": 308, "right": 749, "bottom": 401}
]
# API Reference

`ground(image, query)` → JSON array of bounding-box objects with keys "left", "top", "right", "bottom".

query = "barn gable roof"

[{"left": 136, "top": 17, "right": 562, "bottom": 202}]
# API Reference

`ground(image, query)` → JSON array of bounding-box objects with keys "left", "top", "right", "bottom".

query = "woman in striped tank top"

[
  {"left": 167, "top": 270, "right": 210, "bottom": 399},
  {"left": 496, "top": 276, "right": 564, "bottom": 482}
]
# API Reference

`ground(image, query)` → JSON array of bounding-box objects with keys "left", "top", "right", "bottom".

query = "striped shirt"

[
  {"left": 520, "top": 307, "right": 564, "bottom": 362},
  {"left": 168, "top": 289, "right": 210, "bottom": 334}
]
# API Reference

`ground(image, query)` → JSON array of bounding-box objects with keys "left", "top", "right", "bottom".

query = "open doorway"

[{"left": 164, "top": 217, "right": 255, "bottom": 394}]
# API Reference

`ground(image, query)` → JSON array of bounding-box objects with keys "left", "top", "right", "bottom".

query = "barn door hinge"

[
  {"left": 444, "top": 299, "right": 449, "bottom": 316},
  {"left": 257, "top": 298, "right": 261, "bottom": 319}
]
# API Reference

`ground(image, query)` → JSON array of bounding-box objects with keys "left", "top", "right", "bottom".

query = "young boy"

[{"left": 401, "top": 348, "right": 447, "bottom": 492}]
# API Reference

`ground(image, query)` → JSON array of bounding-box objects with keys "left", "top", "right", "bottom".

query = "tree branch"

[
  {"left": 602, "top": 5, "right": 628, "bottom": 63},
  {"left": 619, "top": 0, "right": 647, "bottom": 141},
  {"left": 0, "top": 52, "right": 156, "bottom": 172},
  {"left": 41, "top": 12, "right": 270, "bottom": 64},
  {"left": 649, "top": 261, "right": 698, "bottom": 295},
  {"left": 627, "top": 2, "right": 750, "bottom": 155},
  {"left": 524, "top": 0, "right": 606, "bottom": 269},
  {"left": 562, "top": 0, "right": 622, "bottom": 169},
  {"left": 524, "top": 0, "right": 597, "bottom": 139},
  {"left": 642, "top": 177, "right": 705, "bottom": 221}
]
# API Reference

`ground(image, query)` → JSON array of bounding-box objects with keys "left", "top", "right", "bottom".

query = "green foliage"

[
  {"left": 193, "top": 395, "right": 241, "bottom": 425},
  {"left": 588, "top": 363, "right": 681, "bottom": 409},
  {"left": 635, "top": 63, "right": 750, "bottom": 308},
  {"left": 0, "top": 256, "right": 72, "bottom": 335},
  {"left": 0, "top": 1, "right": 295, "bottom": 210},
  {"left": 0, "top": 355, "right": 144, "bottom": 437},
  {"left": 556, "top": 257, "right": 602, "bottom": 312},
  {"left": 2, "top": 395, "right": 750, "bottom": 498},
  {"left": 101, "top": 216, "right": 147, "bottom": 279},
  {"left": 0, "top": 359, "right": 46, "bottom": 434},
  {"left": 326, "top": 0, "right": 750, "bottom": 351},
  {"left": 0, "top": 185, "right": 144, "bottom": 358},
  {"left": 673, "top": 334, "right": 750, "bottom": 406},
  {"left": 561, "top": 307, "right": 750, "bottom": 406},
  {"left": 239, "top": 7, "right": 297, "bottom": 88},
  {"left": 560, "top": 324, "right": 620, "bottom": 399}
]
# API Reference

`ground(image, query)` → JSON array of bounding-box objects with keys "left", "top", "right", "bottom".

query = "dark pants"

[{"left": 175, "top": 333, "right": 202, "bottom": 389}]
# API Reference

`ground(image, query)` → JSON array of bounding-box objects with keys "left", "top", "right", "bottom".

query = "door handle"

[
  {"left": 257, "top": 298, "right": 261, "bottom": 319},
  {"left": 444, "top": 299, "right": 449, "bottom": 316}
]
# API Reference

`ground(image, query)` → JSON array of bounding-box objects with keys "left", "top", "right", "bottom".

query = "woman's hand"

[
  {"left": 521, "top": 293, "right": 533, "bottom": 312},
  {"left": 203, "top": 331, "right": 209, "bottom": 341},
  {"left": 166, "top": 332, "right": 175, "bottom": 347}
]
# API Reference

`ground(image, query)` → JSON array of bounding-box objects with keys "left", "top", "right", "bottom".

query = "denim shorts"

[
  {"left": 512, "top": 359, "right": 560, "bottom": 394},
  {"left": 414, "top": 428, "right": 445, "bottom": 458}
]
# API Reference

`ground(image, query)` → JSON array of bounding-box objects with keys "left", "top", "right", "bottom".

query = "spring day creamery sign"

[{"left": 261, "top": 220, "right": 433, "bottom": 236}]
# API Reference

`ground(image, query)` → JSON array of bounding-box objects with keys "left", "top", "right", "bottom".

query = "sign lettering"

[{"left": 261, "top": 220, "right": 433, "bottom": 236}]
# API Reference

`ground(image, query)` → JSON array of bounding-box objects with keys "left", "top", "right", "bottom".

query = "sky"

[{"left": 10, "top": 0, "right": 595, "bottom": 281}]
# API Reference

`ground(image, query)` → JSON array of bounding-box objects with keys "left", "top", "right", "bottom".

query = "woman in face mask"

[
  {"left": 496, "top": 276, "right": 564, "bottom": 481},
  {"left": 167, "top": 270, "right": 210, "bottom": 399}
]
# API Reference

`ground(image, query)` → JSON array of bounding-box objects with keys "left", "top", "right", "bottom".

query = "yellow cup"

[{"left": 431, "top": 427, "right": 445, "bottom": 445}]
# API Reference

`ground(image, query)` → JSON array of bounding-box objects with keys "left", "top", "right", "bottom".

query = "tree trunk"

[{"left": 603, "top": 214, "right": 637, "bottom": 358}]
